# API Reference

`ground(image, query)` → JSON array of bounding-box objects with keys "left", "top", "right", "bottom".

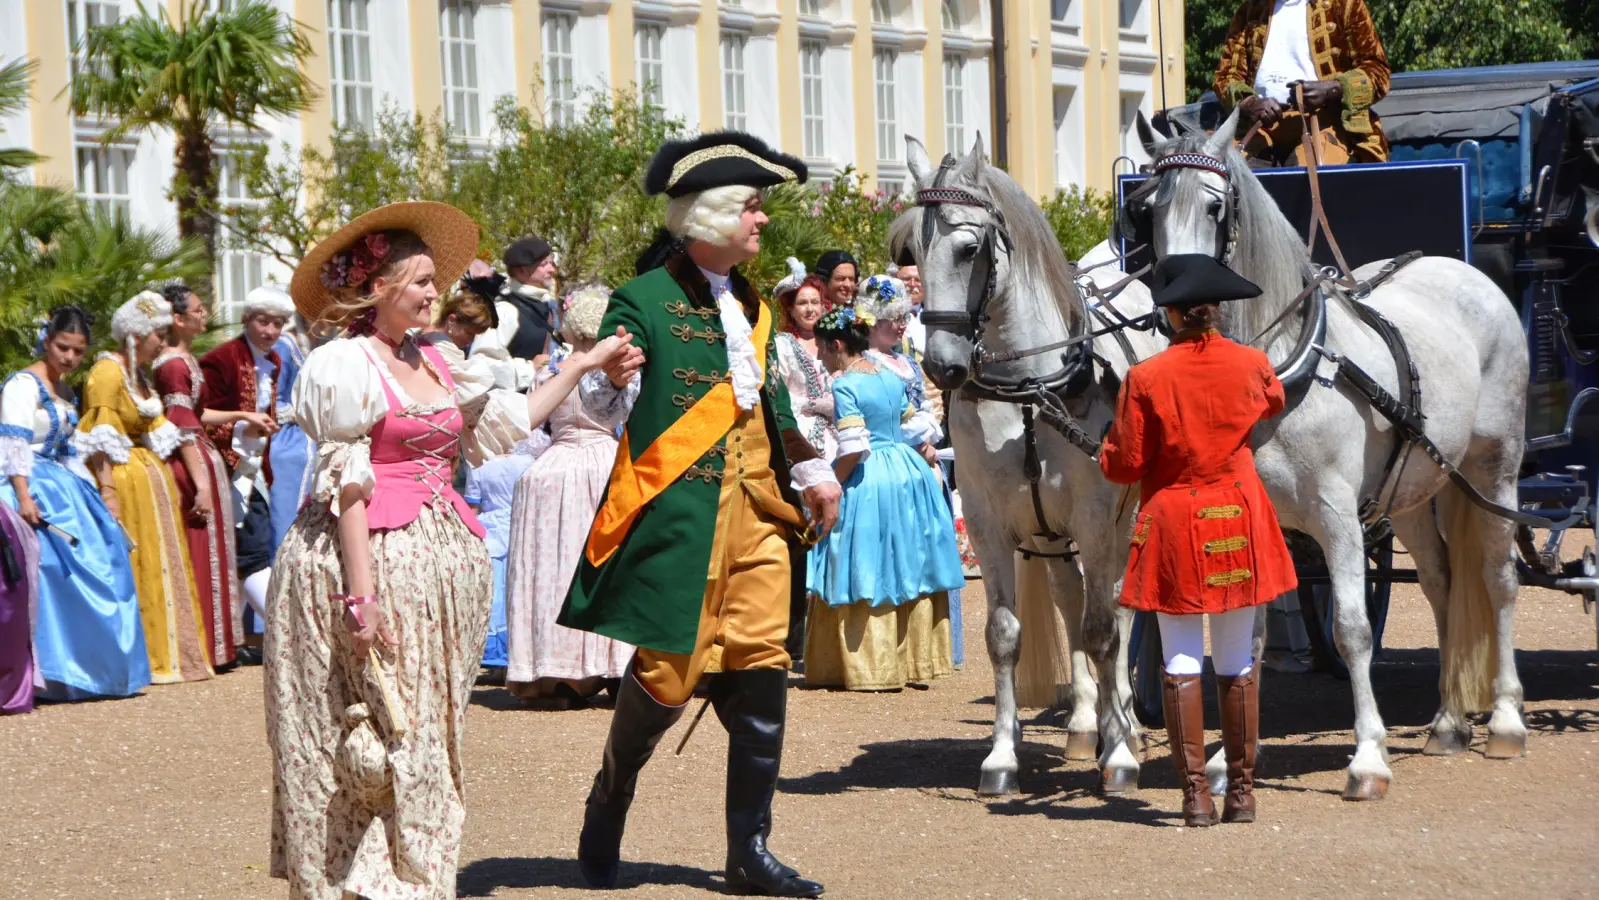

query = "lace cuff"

[
  {"left": 790, "top": 457, "right": 838, "bottom": 492},
  {"left": 902, "top": 409, "right": 943, "bottom": 447},
  {"left": 72, "top": 425, "right": 133, "bottom": 465},
  {"left": 0, "top": 434, "right": 33, "bottom": 478},
  {"left": 579, "top": 370, "right": 641, "bottom": 431},
  {"left": 143, "top": 421, "right": 191, "bottom": 459},
  {"left": 515, "top": 428, "right": 552, "bottom": 461},
  {"left": 275, "top": 402, "right": 295, "bottom": 424},
  {"left": 836, "top": 426, "right": 872, "bottom": 459},
  {"left": 311, "top": 438, "right": 374, "bottom": 515},
  {"left": 463, "top": 388, "right": 533, "bottom": 468}
]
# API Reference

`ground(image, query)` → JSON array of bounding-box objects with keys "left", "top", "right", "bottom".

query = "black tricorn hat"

[
  {"left": 644, "top": 130, "right": 808, "bottom": 198},
  {"left": 1150, "top": 254, "right": 1263, "bottom": 308}
]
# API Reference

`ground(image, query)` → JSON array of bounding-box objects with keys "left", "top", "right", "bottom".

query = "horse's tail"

[
  {"left": 1014, "top": 550, "right": 1070, "bottom": 709},
  {"left": 1440, "top": 488, "right": 1499, "bottom": 714}
]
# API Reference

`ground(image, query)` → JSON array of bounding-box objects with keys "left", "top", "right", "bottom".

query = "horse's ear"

[
  {"left": 950, "top": 132, "right": 986, "bottom": 183},
  {"left": 906, "top": 135, "right": 935, "bottom": 188},
  {"left": 1206, "top": 107, "right": 1244, "bottom": 158},
  {"left": 1135, "top": 111, "right": 1162, "bottom": 159}
]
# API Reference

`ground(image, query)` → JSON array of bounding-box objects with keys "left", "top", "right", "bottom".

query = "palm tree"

[
  {"left": 68, "top": 0, "right": 315, "bottom": 284},
  {"left": 0, "top": 58, "right": 42, "bottom": 175}
]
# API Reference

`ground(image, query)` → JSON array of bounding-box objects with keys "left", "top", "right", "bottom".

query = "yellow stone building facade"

[{"left": 2, "top": 0, "right": 1184, "bottom": 314}]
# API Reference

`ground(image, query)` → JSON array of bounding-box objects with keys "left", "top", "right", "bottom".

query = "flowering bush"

[{"left": 1039, "top": 183, "right": 1115, "bottom": 262}]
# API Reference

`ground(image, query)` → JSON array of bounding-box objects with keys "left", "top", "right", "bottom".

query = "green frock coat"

[{"left": 558, "top": 251, "right": 821, "bottom": 655}]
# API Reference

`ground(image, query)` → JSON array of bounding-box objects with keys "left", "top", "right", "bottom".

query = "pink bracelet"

[{"left": 338, "top": 595, "right": 378, "bottom": 629}]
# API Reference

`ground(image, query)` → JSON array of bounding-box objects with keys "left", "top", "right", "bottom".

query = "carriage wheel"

[{"left": 1129, "top": 611, "right": 1165, "bottom": 728}]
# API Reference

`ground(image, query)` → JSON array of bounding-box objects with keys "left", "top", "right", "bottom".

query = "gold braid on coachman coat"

[{"left": 1212, "top": 0, "right": 1392, "bottom": 162}]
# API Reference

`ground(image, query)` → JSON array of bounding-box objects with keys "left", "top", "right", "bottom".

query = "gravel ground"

[{"left": 1, "top": 571, "right": 1595, "bottom": 900}]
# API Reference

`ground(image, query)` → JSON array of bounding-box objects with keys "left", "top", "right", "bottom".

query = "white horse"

[
  {"left": 894, "top": 135, "right": 1166, "bottom": 796},
  {"left": 1136, "top": 110, "right": 1530, "bottom": 799}
]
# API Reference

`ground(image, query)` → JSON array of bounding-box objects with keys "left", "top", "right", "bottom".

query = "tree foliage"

[
  {"left": 1185, "top": 0, "right": 1597, "bottom": 102},
  {"left": 70, "top": 0, "right": 316, "bottom": 281},
  {"left": 1040, "top": 185, "right": 1116, "bottom": 262}
]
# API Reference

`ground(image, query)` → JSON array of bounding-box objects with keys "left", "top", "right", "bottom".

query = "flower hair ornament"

[
  {"left": 31, "top": 317, "right": 48, "bottom": 357},
  {"left": 320, "top": 232, "right": 393, "bottom": 291},
  {"left": 816, "top": 304, "right": 875, "bottom": 333},
  {"left": 772, "top": 257, "right": 807, "bottom": 299},
  {"left": 856, "top": 274, "right": 910, "bottom": 322}
]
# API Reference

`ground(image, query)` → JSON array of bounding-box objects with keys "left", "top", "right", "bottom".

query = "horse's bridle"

[{"left": 1126, "top": 150, "right": 1242, "bottom": 267}]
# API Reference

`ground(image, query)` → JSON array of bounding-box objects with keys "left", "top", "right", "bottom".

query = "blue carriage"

[{"left": 1123, "top": 61, "right": 1599, "bottom": 722}]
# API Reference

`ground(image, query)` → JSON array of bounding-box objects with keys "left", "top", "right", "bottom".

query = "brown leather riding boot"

[
  {"left": 1161, "top": 674, "right": 1217, "bottom": 827},
  {"left": 1217, "top": 672, "right": 1259, "bottom": 824}
]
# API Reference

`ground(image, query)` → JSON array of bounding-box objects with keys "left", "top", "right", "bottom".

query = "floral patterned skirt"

[{"left": 264, "top": 500, "right": 491, "bottom": 900}]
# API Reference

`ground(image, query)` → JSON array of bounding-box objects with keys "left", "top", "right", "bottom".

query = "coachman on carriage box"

[{"left": 1213, "top": 0, "right": 1391, "bottom": 166}]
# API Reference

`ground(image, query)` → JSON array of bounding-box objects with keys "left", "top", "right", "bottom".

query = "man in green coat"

[{"left": 559, "top": 131, "right": 841, "bottom": 898}]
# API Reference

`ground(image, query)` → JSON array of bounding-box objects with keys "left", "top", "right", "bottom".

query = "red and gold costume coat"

[
  {"left": 1100, "top": 331, "right": 1297, "bottom": 615},
  {"left": 198, "top": 335, "right": 281, "bottom": 481}
]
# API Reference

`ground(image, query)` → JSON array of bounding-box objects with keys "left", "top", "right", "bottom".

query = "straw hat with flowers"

[{"left": 289, "top": 201, "right": 482, "bottom": 325}]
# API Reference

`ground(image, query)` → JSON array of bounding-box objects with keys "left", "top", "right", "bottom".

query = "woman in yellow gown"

[{"left": 75, "top": 292, "right": 212, "bottom": 683}]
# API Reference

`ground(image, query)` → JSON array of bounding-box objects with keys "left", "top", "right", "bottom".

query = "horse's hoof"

[
  {"left": 978, "top": 769, "right": 1020, "bottom": 797},
  {"left": 1342, "top": 772, "right": 1390, "bottom": 801},
  {"left": 1422, "top": 727, "right": 1471, "bottom": 756},
  {"left": 1100, "top": 767, "right": 1139, "bottom": 795},
  {"left": 1065, "top": 731, "right": 1098, "bottom": 761},
  {"left": 1484, "top": 731, "right": 1527, "bottom": 759}
]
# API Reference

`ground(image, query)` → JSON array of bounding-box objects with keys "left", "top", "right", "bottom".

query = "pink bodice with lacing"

[{"left": 362, "top": 341, "right": 485, "bottom": 538}]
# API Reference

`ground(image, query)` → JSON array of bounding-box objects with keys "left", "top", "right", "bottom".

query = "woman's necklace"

[
  {"left": 372, "top": 327, "right": 411, "bottom": 354},
  {"left": 846, "top": 357, "right": 877, "bottom": 376}
]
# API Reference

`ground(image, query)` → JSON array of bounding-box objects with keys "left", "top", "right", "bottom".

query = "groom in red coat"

[{"left": 200, "top": 285, "right": 294, "bottom": 659}]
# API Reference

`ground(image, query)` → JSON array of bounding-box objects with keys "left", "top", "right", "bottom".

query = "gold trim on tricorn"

[
  {"left": 1197, "top": 505, "right": 1243, "bottom": 519},
  {"left": 1205, "top": 568, "right": 1253, "bottom": 587},
  {"left": 1204, "top": 536, "right": 1249, "bottom": 554},
  {"left": 666, "top": 144, "right": 797, "bottom": 192}
]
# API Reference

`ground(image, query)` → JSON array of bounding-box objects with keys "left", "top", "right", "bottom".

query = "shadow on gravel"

[{"left": 457, "top": 856, "right": 721, "bottom": 895}]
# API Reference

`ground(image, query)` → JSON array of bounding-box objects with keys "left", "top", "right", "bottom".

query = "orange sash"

[{"left": 585, "top": 302, "right": 773, "bottom": 566}]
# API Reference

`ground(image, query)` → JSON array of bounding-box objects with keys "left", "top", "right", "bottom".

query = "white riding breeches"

[{"left": 1157, "top": 607, "right": 1257, "bottom": 677}]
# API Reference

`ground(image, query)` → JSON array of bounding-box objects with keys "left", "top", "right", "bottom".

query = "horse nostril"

[{"left": 945, "top": 362, "right": 969, "bottom": 385}]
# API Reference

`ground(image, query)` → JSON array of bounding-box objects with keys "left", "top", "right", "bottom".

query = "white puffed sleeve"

[
  {"left": 293, "top": 339, "right": 388, "bottom": 513},
  {"left": 0, "top": 376, "right": 38, "bottom": 478},
  {"left": 579, "top": 370, "right": 640, "bottom": 431},
  {"left": 426, "top": 334, "right": 531, "bottom": 466}
]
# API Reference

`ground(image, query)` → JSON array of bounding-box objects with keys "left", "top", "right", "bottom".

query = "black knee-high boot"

[
  {"left": 576, "top": 669, "right": 686, "bottom": 888},
  {"left": 710, "top": 669, "right": 823, "bottom": 898}
]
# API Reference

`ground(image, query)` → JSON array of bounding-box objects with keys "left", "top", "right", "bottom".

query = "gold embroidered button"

[
  {"left": 1204, "top": 536, "right": 1249, "bottom": 554},
  {"left": 1197, "top": 505, "right": 1243, "bottom": 519},
  {"left": 1205, "top": 568, "right": 1252, "bottom": 587}
]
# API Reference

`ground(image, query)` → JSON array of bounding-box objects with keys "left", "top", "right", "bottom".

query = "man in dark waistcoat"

[
  {"left": 468, "top": 235, "right": 559, "bottom": 390},
  {"left": 559, "top": 131, "right": 842, "bottom": 897}
]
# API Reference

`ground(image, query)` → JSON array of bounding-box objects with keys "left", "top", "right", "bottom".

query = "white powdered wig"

[
  {"left": 111, "top": 291, "right": 174, "bottom": 343},
  {"left": 242, "top": 283, "right": 296, "bottom": 320},
  {"left": 857, "top": 274, "right": 912, "bottom": 321},
  {"left": 562, "top": 285, "right": 612, "bottom": 343},
  {"left": 665, "top": 185, "right": 758, "bottom": 246}
]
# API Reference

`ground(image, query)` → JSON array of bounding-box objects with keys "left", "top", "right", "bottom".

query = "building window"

[
  {"left": 721, "top": 33, "right": 747, "bottom": 132},
  {"left": 1120, "top": 92, "right": 1148, "bottom": 164},
  {"left": 543, "top": 12, "right": 576, "bottom": 126},
  {"left": 75, "top": 144, "right": 131, "bottom": 219},
  {"left": 1054, "top": 86, "right": 1080, "bottom": 185},
  {"left": 871, "top": 0, "right": 892, "bottom": 25},
  {"left": 66, "top": 1, "right": 120, "bottom": 80},
  {"left": 215, "top": 152, "right": 266, "bottom": 322},
  {"left": 799, "top": 0, "right": 824, "bottom": 14},
  {"left": 943, "top": 54, "right": 965, "bottom": 156},
  {"left": 1119, "top": 0, "right": 1143, "bottom": 30},
  {"left": 1051, "top": 0, "right": 1070, "bottom": 22},
  {"left": 636, "top": 23, "right": 664, "bottom": 109},
  {"left": 941, "top": 0, "right": 959, "bottom": 31},
  {"left": 800, "top": 41, "right": 826, "bottom": 158},
  {"left": 874, "top": 48, "right": 897, "bottom": 162},
  {"left": 439, "top": 1, "right": 481, "bottom": 138},
  {"left": 327, "top": 0, "right": 374, "bottom": 130}
]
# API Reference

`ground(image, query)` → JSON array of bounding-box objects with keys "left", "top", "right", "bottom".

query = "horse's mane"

[{"left": 1159, "top": 132, "right": 1314, "bottom": 349}]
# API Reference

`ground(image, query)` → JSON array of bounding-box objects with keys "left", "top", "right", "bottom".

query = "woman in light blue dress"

[
  {"left": 465, "top": 439, "right": 540, "bottom": 670},
  {"left": 805, "top": 304, "right": 964, "bottom": 691},
  {"left": 0, "top": 306, "right": 149, "bottom": 700},
  {"left": 267, "top": 323, "right": 314, "bottom": 549}
]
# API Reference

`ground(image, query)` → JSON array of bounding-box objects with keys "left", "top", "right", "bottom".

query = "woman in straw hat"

[
  {"left": 77, "top": 291, "right": 213, "bottom": 684},
  {"left": 263, "top": 201, "right": 633, "bottom": 900}
]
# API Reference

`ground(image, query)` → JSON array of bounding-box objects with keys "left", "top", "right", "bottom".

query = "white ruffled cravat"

[{"left": 700, "top": 267, "right": 763, "bottom": 411}]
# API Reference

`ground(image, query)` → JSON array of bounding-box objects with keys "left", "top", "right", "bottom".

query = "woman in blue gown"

[
  {"left": 0, "top": 306, "right": 149, "bottom": 700},
  {"left": 804, "top": 303, "right": 964, "bottom": 691},
  {"left": 267, "top": 322, "right": 314, "bottom": 549}
]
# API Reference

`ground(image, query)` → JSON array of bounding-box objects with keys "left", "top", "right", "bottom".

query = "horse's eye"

[
  {"left": 1208, "top": 199, "right": 1224, "bottom": 220},
  {"left": 955, "top": 241, "right": 979, "bottom": 261}
]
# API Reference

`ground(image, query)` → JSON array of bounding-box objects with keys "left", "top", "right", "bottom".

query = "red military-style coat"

[
  {"left": 1099, "top": 330, "right": 1297, "bottom": 615},
  {"left": 198, "top": 335, "right": 281, "bottom": 482}
]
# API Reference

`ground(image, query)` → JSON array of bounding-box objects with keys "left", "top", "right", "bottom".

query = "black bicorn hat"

[
  {"left": 1150, "top": 254, "right": 1264, "bottom": 308},
  {"left": 644, "top": 130, "right": 808, "bottom": 198}
]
